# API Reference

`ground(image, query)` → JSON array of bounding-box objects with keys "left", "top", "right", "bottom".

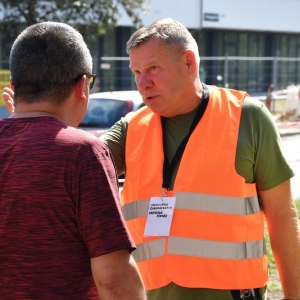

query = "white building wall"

[
  {"left": 117, "top": 0, "right": 201, "bottom": 28},
  {"left": 118, "top": 0, "right": 300, "bottom": 33},
  {"left": 202, "top": 0, "right": 300, "bottom": 33}
]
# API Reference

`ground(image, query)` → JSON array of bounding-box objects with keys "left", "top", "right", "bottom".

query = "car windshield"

[{"left": 79, "top": 98, "right": 132, "bottom": 128}]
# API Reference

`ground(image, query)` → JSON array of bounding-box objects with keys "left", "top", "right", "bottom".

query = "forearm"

[
  {"left": 96, "top": 273, "right": 146, "bottom": 300},
  {"left": 92, "top": 253, "right": 146, "bottom": 300},
  {"left": 259, "top": 180, "right": 300, "bottom": 297},
  {"left": 267, "top": 208, "right": 300, "bottom": 297}
]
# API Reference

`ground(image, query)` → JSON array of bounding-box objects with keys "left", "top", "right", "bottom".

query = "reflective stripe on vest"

[
  {"left": 132, "top": 237, "right": 265, "bottom": 262},
  {"left": 122, "top": 86, "right": 268, "bottom": 290},
  {"left": 123, "top": 192, "right": 261, "bottom": 221}
]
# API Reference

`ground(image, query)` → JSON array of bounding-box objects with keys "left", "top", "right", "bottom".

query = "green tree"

[{"left": 0, "top": 0, "right": 149, "bottom": 40}]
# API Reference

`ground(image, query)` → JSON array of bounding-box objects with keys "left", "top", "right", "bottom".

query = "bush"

[{"left": 295, "top": 198, "right": 300, "bottom": 215}]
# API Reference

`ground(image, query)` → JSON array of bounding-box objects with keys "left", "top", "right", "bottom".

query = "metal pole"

[
  {"left": 272, "top": 56, "right": 277, "bottom": 90},
  {"left": 272, "top": 57, "right": 277, "bottom": 112},
  {"left": 224, "top": 56, "right": 228, "bottom": 88}
]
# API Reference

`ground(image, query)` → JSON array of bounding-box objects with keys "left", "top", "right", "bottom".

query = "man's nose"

[{"left": 136, "top": 73, "right": 153, "bottom": 91}]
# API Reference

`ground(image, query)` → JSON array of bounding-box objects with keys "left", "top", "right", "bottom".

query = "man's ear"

[
  {"left": 75, "top": 75, "right": 88, "bottom": 101},
  {"left": 183, "top": 50, "right": 197, "bottom": 74},
  {"left": 9, "top": 78, "right": 14, "bottom": 91}
]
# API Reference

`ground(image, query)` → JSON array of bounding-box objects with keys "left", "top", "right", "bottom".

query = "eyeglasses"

[{"left": 72, "top": 74, "right": 97, "bottom": 89}]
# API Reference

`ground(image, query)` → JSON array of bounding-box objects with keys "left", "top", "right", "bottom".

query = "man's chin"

[{"left": 147, "top": 105, "right": 162, "bottom": 115}]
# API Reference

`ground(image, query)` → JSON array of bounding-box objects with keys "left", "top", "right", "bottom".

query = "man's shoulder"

[
  {"left": 239, "top": 96, "right": 279, "bottom": 138},
  {"left": 242, "top": 96, "right": 265, "bottom": 109},
  {"left": 61, "top": 126, "right": 108, "bottom": 152},
  {"left": 206, "top": 85, "right": 252, "bottom": 106},
  {"left": 116, "top": 106, "right": 150, "bottom": 128},
  {"left": 205, "top": 85, "right": 274, "bottom": 126},
  {"left": 241, "top": 96, "right": 274, "bottom": 123}
]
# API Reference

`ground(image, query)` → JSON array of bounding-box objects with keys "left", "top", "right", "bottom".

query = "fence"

[{"left": 98, "top": 56, "right": 300, "bottom": 97}]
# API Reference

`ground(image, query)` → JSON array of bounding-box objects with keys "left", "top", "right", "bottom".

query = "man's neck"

[{"left": 10, "top": 111, "right": 63, "bottom": 122}]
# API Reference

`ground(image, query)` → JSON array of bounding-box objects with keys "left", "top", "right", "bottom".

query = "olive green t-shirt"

[{"left": 100, "top": 88, "right": 294, "bottom": 300}]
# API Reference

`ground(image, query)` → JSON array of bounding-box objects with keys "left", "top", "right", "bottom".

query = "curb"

[
  {"left": 276, "top": 121, "right": 300, "bottom": 137},
  {"left": 280, "top": 131, "right": 300, "bottom": 137},
  {"left": 276, "top": 121, "right": 300, "bottom": 128}
]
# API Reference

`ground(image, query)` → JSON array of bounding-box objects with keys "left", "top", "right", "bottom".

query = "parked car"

[
  {"left": 0, "top": 106, "right": 10, "bottom": 119},
  {"left": 78, "top": 90, "right": 144, "bottom": 137}
]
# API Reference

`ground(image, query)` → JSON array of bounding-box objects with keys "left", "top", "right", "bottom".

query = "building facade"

[{"left": 97, "top": 0, "right": 300, "bottom": 96}]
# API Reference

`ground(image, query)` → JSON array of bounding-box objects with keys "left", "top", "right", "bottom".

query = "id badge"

[{"left": 144, "top": 196, "right": 176, "bottom": 236}]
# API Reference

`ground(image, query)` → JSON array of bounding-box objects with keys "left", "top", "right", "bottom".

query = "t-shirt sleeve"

[
  {"left": 236, "top": 97, "right": 295, "bottom": 191},
  {"left": 75, "top": 142, "right": 135, "bottom": 258},
  {"left": 100, "top": 114, "right": 131, "bottom": 176}
]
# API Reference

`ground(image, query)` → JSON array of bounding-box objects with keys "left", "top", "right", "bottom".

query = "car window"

[{"left": 79, "top": 98, "right": 133, "bottom": 128}]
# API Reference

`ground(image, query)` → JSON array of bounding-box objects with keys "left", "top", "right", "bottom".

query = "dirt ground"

[
  {"left": 267, "top": 268, "right": 283, "bottom": 300},
  {"left": 277, "top": 108, "right": 298, "bottom": 122}
]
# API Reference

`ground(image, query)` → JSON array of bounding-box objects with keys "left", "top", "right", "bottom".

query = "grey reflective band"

[
  {"left": 132, "top": 238, "right": 166, "bottom": 262},
  {"left": 133, "top": 237, "right": 266, "bottom": 262},
  {"left": 123, "top": 193, "right": 261, "bottom": 221},
  {"left": 175, "top": 192, "right": 261, "bottom": 215},
  {"left": 123, "top": 200, "right": 149, "bottom": 221},
  {"left": 168, "top": 237, "right": 266, "bottom": 259}
]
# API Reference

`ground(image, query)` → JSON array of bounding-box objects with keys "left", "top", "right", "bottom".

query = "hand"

[{"left": 2, "top": 87, "right": 15, "bottom": 115}]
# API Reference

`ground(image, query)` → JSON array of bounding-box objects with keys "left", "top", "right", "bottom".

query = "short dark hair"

[{"left": 10, "top": 22, "right": 92, "bottom": 105}]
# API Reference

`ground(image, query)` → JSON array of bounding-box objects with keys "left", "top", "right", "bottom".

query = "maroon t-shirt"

[{"left": 0, "top": 116, "right": 135, "bottom": 299}]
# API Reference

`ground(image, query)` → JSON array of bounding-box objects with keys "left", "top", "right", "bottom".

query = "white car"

[{"left": 78, "top": 90, "right": 144, "bottom": 137}]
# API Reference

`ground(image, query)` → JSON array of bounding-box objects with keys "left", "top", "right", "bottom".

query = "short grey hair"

[
  {"left": 10, "top": 22, "right": 93, "bottom": 105},
  {"left": 126, "top": 18, "right": 200, "bottom": 64}
]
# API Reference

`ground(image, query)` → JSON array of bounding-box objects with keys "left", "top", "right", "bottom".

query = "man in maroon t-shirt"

[{"left": 0, "top": 22, "right": 146, "bottom": 300}]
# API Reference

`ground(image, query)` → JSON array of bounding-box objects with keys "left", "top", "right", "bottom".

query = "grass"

[
  {"left": 266, "top": 198, "right": 300, "bottom": 293},
  {"left": 295, "top": 198, "right": 300, "bottom": 215}
]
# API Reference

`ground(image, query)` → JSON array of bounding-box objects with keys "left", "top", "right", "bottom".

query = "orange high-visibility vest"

[{"left": 121, "top": 86, "right": 268, "bottom": 290}]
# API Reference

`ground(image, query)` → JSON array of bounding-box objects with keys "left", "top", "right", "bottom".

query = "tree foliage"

[{"left": 0, "top": 0, "right": 149, "bottom": 40}]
